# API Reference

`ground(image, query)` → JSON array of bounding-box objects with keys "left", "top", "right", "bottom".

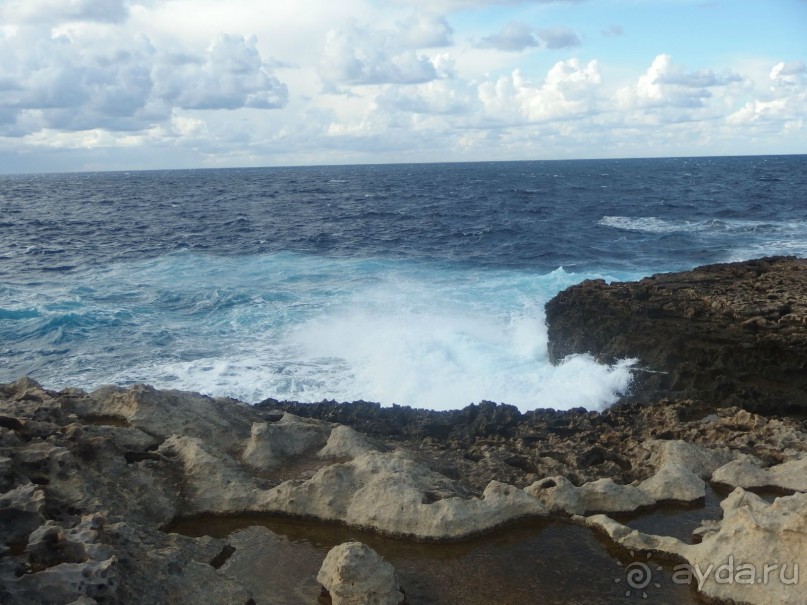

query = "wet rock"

[
  {"left": 544, "top": 256, "right": 807, "bottom": 413},
  {"left": 215, "top": 526, "right": 324, "bottom": 604},
  {"left": 584, "top": 488, "right": 807, "bottom": 605},
  {"left": 5, "top": 556, "right": 118, "bottom": 604},
  {"left": 317, "top": 542, "right": 404, "bottom": 605},
  {"left": 2, "top": 373, "right": 806, "bottom": 604},
  {"left": 0, "top": 483, "right": 46, "bottom": 545}
]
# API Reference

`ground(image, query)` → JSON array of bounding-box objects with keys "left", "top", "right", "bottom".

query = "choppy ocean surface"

[{"left": 1, "top": 156, "right": 805, "bottom": 411}]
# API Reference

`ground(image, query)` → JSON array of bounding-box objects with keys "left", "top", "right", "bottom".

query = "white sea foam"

[
  {"left": 599, "top": 215, "right": 806, "bottom": 236},
  {"left": 99, "top": 254, "right": 640, "bottom": 412}
]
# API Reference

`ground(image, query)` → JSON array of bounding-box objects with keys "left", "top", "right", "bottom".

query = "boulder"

[{"left": 317, "top": 542, "right": 404, "bottom": 605}]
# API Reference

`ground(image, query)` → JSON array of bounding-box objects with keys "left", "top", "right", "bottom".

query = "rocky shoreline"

[
  {"left": 1, "top": 257, "right": 806, "bottom": 604},
  {"left": 546, "top": 256, "right": 807, "bottom": 414}
]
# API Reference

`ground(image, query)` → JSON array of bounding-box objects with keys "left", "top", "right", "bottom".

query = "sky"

[{"left": 0, "top": 0, "right": 805, "bottom": 173}]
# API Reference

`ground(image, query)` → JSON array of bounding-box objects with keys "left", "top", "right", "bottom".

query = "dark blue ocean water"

[{"left": 1, "top": 155, "right": 805, "bottom": 410}]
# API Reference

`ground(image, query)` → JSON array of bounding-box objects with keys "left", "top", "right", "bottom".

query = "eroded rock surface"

[
  {"left": 317, "top": 542, "right": 404, "bottom": 605},
  {"left": 2, "top": 376, "right": 806, "bottom": 605},
  {"left": 584, "top": 488, "right": 807, "bottom": 605},
  {"left": 544, "top": 256, "right": 807, "bottom": 413}
]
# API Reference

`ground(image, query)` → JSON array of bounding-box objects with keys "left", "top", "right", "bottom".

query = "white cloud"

[
  {"left": 0, "top": 25, "right": 287, "bottom": 136},
  {"left": 320, "top": 16, "right": 452, "bottom": 86},
  {"left": 0, "top": 26, "right": 157, "bottom": 133},
  {"left": 152, "top": 34, "right": 287, "bottom": 110},
  {"left": 479, "top": 58, "right": 601, "bottom": 123},
  {"left": 476, "top": 22, "right": 580, "bottom": 52},
  {"left": 395, "top": 13, "right": 454, "bottom": 47},
  {"left": 617, "top": 54, "right": 743, "bottom": 111},
  {"left": 379, "top": 77, "right": 477, "bottom": 115},
  {"left": 770, "top": 60, "right": 807, "bottom": 86},
  {"left": 536, "top": 26, "right": 581, "bottom": 49},
  {"left": 0, "top": 0, "right": 802, "bottom": 171},
  {"left": 728, "top": 61, "right": 806, "bottom": 129},
  {"left": 0, "top": 0, "right": 130, "bottom": 24},
  {"left": 477, "top": 22, "right": 541, "bottom": 51}
]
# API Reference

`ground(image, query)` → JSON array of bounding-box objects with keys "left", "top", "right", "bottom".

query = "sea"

[{"left": 1, "top": 155, "right": 805, "bottom": 412}]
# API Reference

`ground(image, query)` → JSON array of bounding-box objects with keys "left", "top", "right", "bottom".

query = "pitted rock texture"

[
  {"left": 583, "top": 488, "right": 807, "bottom": 605},
  {"left": 265, "top": 398, "right": 807, "bottom": 495},
  {"left": 317, "top": 542, "right": 404, "bottom": 605},
  {"left": 2, "top": 377, "right": 806, "bottom": 605},
  {"left": 544, "top": 256, "right": 807, "bottom": 413}
]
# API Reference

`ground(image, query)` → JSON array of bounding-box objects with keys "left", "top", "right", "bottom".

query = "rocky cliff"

[{"left": 545, "top": 256, "right": 807, "bottom": 413}]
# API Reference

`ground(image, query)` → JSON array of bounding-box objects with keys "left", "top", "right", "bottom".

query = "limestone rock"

[
  {"left": 645, "top": 439, "right": 737, "bottom": 479},
  {"left": 263, "top": 452, "right": 546, "bottom": 539},
  {"left": 580, "top": 478, "right": 654, "bottom": 513},
  {"left": 317, "top": 542, "right": 404, "bottom": 605},
  {"left": 7, "top": 556, "right": 118, "bottom": 604},
  {"left": 0, "top": 483, "right": 46, "bottom": 544},
  {"left": 524, "top": 476, "right": 584, "bottom": 514},
  {"left": 4, "top": 375, "right": 807, "bottom": 604},
  {"left": 544, "top": 256, "right": 807, "bottom": 413},
  {"left": 242, "top": 414, "right": 331, "bottom": 470},
  {"left": 318, "top": 425, "right": 377, "bottom": 459},
  {"left": 634, "top": 440, "right": 739, "bottom": 502},
  {"left": 637, "top": 462, "right": 705, "bottom": 502},
  {"left": 583, "top": 488, "right": 807, "bottom": 605},
  {"left": 80, "top": 384, "right": 259, "bottom": 451},
  {"left": 526, "top": 476, "right": 653, "bottom": 515},
  {"left": 712, "top": 454, "right": 807, "bottom": 492},
  {"left": 158, "top": 435, "right": 260, "bottom": 514}
]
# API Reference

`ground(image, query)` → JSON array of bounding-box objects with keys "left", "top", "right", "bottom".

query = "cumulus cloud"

[
  {"left": 476, "top": 23, "right": 580, "bottom": 51},
  {"left": 728, "top": 61, "right": 806, "bottom": 129},
  {"left": 0, "top": 26, "right": 288, "bottom": 136},
  {"left": 379, "top": 77, "right": 477, "bottom": 114},
  {"left": 320, "top": 15, "right": 452, "bottom": 86},
  {"left": 0, "top": 0, "right": 130, "bottom": 24},
  {"left": 617, "top": 54, "right": 742, "bottom": 111},
  {"left": 536, "top": 26, "right": 581, "bottom": 49},
  {"left": 479, "top": 58, "right": 601, "bottom": 122},
  {"left": 395, "top": 13, "right": 454, "bottom": 47},
  {"left": 152, "top": 34, "right": 288, "bottom": 110},
  {"left": 0, "top": 27, "right": 155, "bottom": 133},
  {"left": 770, "top": 61, "right": 807, "bottom": 85},
  {"left": 477, "top": 22, "right": 541, "bottom": 51}
]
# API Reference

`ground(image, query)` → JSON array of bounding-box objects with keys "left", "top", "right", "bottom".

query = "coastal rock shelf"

[
  {"left": 1, "top": 377, "right": 806, "bottom": 604},
  {"left": 1, "top": 256, "right": 806, "bottom": 604},
  {"left": 545, "top": 256, "right": 807, "bottom": 413}
]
